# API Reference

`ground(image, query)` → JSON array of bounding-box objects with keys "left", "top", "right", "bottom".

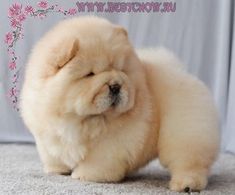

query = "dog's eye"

[{"left": 85, "top": 72, "right": 95, "bottom": 77}]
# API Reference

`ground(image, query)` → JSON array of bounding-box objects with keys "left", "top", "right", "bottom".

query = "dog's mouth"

[
  {"left": 108, "top": 83, "right": 121, "bottom": 107},
  {"left": 110, "top": 94, "right": 121, "bottom": 107}
]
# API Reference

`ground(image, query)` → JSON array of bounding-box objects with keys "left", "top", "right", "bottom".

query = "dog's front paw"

[
  {"left": 169, "top": 173, "right": 208, "bottom": 192},
  {"left": 71, "top": 165, "right": 124, "bottom": 183},
  {"left": 71, "top": 167, "right": 107, "bottom": 182},
  {"left": 71, "top": 168, "right": 88, "bottom": 181},
  {"left": 44, "top": 164, "right": 71, "bottom": 175}
]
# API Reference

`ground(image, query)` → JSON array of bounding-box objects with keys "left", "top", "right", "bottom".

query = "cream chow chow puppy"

[{"left": 20, "top": 16, "right": 220, "bottom": 192}]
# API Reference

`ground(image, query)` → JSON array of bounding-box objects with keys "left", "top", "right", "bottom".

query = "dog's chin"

[
  {"left": 104, "top": 98, "right": 129, "bottom": 116},
  {"left": 93, "top": 97, "right": 130, "bottom": 117}
]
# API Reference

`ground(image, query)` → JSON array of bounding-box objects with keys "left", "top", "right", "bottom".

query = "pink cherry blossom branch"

[{"left": 5, "top": 1, "right": 78, "bottom": 111}]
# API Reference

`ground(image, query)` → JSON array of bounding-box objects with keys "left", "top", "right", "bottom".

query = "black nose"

[{"left": 109, "top": 84, "right": 120, "bottom": 95}]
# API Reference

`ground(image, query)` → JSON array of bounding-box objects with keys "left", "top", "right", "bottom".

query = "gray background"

[{"left": 0, "top": 0, "right": 234, "bottom": 153}]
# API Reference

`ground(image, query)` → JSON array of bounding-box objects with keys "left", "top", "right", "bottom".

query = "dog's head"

[{"left": 33, "top": 17, "right": 145, "bottom": 118}]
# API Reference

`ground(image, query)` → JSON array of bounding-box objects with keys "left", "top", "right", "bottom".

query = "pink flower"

[
  {"left": 8, "top": 8, "right": 15, "bottom": 17},
  {"left": 38, "top": 13, "right": 46, "bottom": 19},
  {"left": 12, "top": 3, "right": 22, "bottom": 11},
  {"left": 8, "top": 3, "right": 22, "bottom": 17},
  {"left": 24, "top": 5, "right": 34, "bottom": 14},
  {"left": 17, "top": 13, "right": 26, "bottom": 22},
  {"left": 37, "top": 1, "right": 48, "bottom": 9},
  {"left": 4, "top": 32, "right": 13, "bottom": 45},
  {"left": 68, "top": 8, "right": 77, "bottom": 15},
  {"left": 12, "top": 74, "right": 19, "bottom": 83},
  {"left": 7, "top": 88, "right": 18, "bottom": 98},
  {"left": 10, "top": 19, "right": 20, "bottom": 28},
  {"left": 8, "top": 61, "right": 16, "bottom": 70},
  {"left": 7, "top": 89, "right": 13, "bottom": 98}
]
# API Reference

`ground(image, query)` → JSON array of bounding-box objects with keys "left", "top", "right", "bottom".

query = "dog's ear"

[
  {"left": 44, "top": 38, "right": 79, "bottom": 76},
  {"left": 113, "top": 26, "right": 128, "bottom": 38},
  {"left": 54, "top": 38, "right": 79, "bottom": 69}
]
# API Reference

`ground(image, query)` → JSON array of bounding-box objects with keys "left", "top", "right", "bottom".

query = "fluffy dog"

[{"left": 20, "top": 16, "right": 220, "bottom": 192}]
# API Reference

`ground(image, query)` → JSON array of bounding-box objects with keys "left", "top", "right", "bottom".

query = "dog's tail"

[{"left": 136, "top": 47, "right": 186, "bottom": 71}]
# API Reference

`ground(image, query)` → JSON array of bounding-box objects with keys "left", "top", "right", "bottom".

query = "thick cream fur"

[{"left": 20, "top": 16, "right": 220, "bottom": 192}]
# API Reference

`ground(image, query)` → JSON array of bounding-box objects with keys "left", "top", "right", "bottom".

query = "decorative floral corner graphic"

[{"left": 5, "top": 1, "right": 78, "bottom": 111}]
